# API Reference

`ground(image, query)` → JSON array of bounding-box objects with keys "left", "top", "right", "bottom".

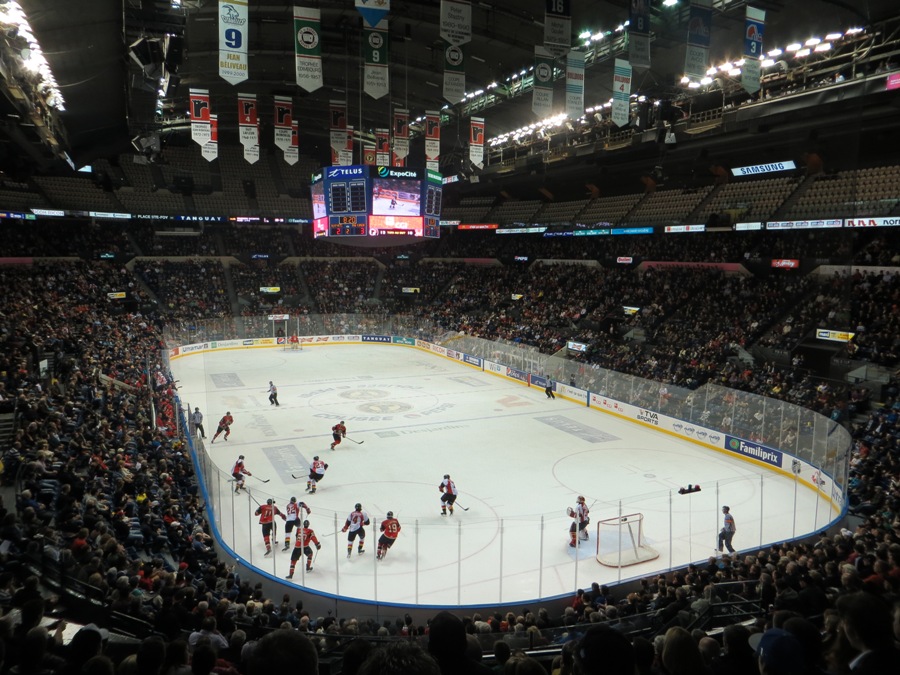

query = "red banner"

[
  {"left": 202, "top": 114, "right": 218, "bottom": 162},
  {"left": 238, "top": 93, "right": 259, "bottom": 164},
  {"left": 330, "top": 100, "right": 348, "bottom": 165},
  {"left": 189, "top": 88, "right": 211, "bottom": 146},
  {"left": 376, "top": 128, "right": 391, "bottom": 165},
  {"left": 274, "top": 95, "right": 293, "bottom": 152},
  {"left": 425, "top": 110, "right": 440, "bottom": 172},
  {"left": 392, "top": 108, "right": 409, "bottom": 167}
]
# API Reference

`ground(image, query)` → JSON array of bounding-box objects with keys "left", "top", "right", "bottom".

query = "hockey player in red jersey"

[
  {"left": 341, "top": 503, "right": 370, "bottom": 557},
  {"left": 231, "top": 455, "right": 251, "bottom": 493},
  {"left": 211, "top": 412, "right": 234, "bottom": 443},
  {"left": 330, "top": 421, "right": 346, "bottom": 450},
  {"left": 306, "top": 456, "right": 328, "bottom": 493},
  {"left": 439, "top": 474, "right": 458, "bottom": 516},
  {"left": 286, "top": 520, "right": 321, "bottom": 577},
  {"left": 285, "top": 520, "right": 322, "bottom": 579},
  {"left": 376, "top": 511, "right": 401, "bottom": 560},
  {"left": 255, "top": 498, "right": 285, "bottom": 556},
  {"left": 282, "top": 496, "right": 311, "bottom": 551}
]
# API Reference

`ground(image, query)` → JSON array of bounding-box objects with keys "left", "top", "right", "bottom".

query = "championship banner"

[
  {"left": 189, "top": 88, "right": 211, "bottom": 146},
  {"left": 628, "top": 0, "right": 651, "bottom": 71},
  {"left": 363, "top": 19, "right": 390, "bottom": 99},
  {"left": 218, "top": 0, "right": 248, "bottom": 84},
  {"left": 273, "top": 95, "right": 293, "bottom": 151},
  {"left": 544, "top": 0, "right": 571, "bottom": 57},
  {"left": 742, "top": 7, "right": 765, "bottom": 94},
  {"left": 565, "top": 50, "right": 585, "bottom": 119},
  {"left": 284, "top": 120, "right": 299, "bottom": 165},
  {"left": 392, "top": 109, "right": 409, "bottom": 167},
  {"left": 238, "top": 93, "right": 259, "bottom": 163},
  {"left": 329, "top": 100, "right": 348, "bottom": 165},
  {"left": 532, "top": 47, "right": 555, "bottom": 117},
  {"left": 612, "top": 59, "right": 632, "bottom": 127},
  {"left": 440, "top": 0, "right": 472, "bottom": 46},
  {"left": 425, "top": 110, "right": 441, "bottom": 173},
  {"left": 684, "top": 0, "right": 713, "bottom": 80},
  {"left": 443, "top": 40, "right": 465, "bottom": 103},
  {"left": 202, "top": 114, "right": 218, "bottom": 163},
  {"left": 376, "top": 128, "right": 391, "bottom": 165},
  {"left": 356, "top": 0, "right": 390, "bottom": 27},
  {"left": 294, "top": 6, "right": 323, "bottom": 92},
  {"left": 341, "top": 125, "right": 354, "bottom": 166},
  {"left": 469, "top": 116, "right": 484, "bottom": 168}
]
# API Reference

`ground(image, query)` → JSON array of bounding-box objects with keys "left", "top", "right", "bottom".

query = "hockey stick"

[
  {"left": 454, "top": 501, "right": 469, "bottom": 512},
  {"left": 249, "top": 474, "right": 270, "bottom": 484},
  {"left": 345, "top": 437, "right": 365, "bottom": 445},
  {"left": 291, "top": 473, "right": 305, "bottom": 480}
]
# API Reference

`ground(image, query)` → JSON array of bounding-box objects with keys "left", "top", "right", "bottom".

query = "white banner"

[
  {"left": 273, "top": 95, "right": 293, "bottom": 151},
  {"left": 294, "top": 6, "right": 323, "bottom": 92},
  {"left": 202, "top": 114, "right": 218, "bottom": 162},
  {"left": 284, "top": 120, "right": 299, "bottom": 165},
  {"left": 469, "top": 116, "right": 484, "bottom": 168},
  {"left": 440, "top": 0, "right": 471, "bottom": 46},
  {"left": 218, "top": 0, "right": 249, "bottom": 84},
  {"left": 532, "top": 47, "right": 555, "bottom": 117},
  {"left": 565, "top": 51, "right": 585, "bottom": 119},
  {"left": 363, "top": 19, "right": 390, "bottom": 99},
  {"left": 611, "top": 59, "right": 632, "bottom": 127}
]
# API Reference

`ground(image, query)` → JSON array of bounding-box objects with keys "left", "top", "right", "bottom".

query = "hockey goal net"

[{"left": 595, "top": 513, "right": 660, "bottom": 567}]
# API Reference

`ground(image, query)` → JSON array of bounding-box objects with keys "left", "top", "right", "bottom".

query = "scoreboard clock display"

[{"left": 329, "top": 214, "right": 367, "bottom": 236}]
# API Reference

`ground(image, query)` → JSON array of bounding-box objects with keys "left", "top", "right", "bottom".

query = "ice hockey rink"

[
  {"left": 372, "top": 195, "right": 420, "bottom": 217},
  {"left": 171, "top": 344, "right": 838, "bottom": 608}
]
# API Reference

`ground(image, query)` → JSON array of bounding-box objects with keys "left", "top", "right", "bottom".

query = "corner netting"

[{"left": 595, "top": 513, "right": 660, "bottom": 567}]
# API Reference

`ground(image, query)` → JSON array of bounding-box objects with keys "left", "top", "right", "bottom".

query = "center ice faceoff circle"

[{"left": 311, "top": 384, "right": 446, "bottom": 420}]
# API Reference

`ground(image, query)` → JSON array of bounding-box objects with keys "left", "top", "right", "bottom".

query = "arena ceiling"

[{"left": 7, "top": 0, "right": 900, "bottom": 170}]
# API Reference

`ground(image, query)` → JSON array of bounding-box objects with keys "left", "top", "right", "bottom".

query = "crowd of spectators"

[
  {"left": 2, "top": 224, "right": 900, "bottom": 673},
  {"left": 298, "top": 260, "right": 380, "bottom": 314},
  {"left": 229, "top": 261, "right": 308, "bottom": 316},
  {"left": 134, "top": 261, "right": 231, "bottom": 322}
]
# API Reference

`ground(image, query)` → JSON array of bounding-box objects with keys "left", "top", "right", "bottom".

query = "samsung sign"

[{"left": 731, "top": 160, "right": 796, "bottom": 177}]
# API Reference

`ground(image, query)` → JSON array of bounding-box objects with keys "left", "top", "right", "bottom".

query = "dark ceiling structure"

[{"left": 3, "top": 0, "right": 899, "bottom": 173}]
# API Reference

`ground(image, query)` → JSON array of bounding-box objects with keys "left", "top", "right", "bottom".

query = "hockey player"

[
  {"left": 255, "top": 498, "right": 285, "bottom": 556},
  {"left": 286, "top": 520, "right": 321, "bottom": 577},
  {"left": 267, "top": 381, "right": 279, "bottom": 406},
  {"left": 288, "top": 334, "right": 300, "bottom": 350},
  {"left": 439, "top": 474, "right": 458, "bottom": 516},
  {"left": 568, "top": 496, "right": 590, "bottom": 547},
  {"left": 341, "top": 503, "right": 370, "bottom": 557},
  {"left": 376, "top": 511, "right": 401, "bottom": 561},
  {"left": 306, "top": 456, "right": 328, "bottom": 494},
  {"left": 232, "top": 455, "right": 251, "bottom": 493},
  {"left": 211, "top": 411, "right": 234, "bottom": 443},
  {"left": 330, "top": 420, "right": 346, "bottom": 450},
  {"left": 282, "top": 496, "right": 311, "bottom": 551},
  {"left": 389, "top": 196, "right": 397, "bottom": 209}
]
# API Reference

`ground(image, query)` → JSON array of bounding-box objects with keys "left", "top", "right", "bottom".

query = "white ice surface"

[{"left": 171, "top": 344, "right": 837, "bottom": 608}]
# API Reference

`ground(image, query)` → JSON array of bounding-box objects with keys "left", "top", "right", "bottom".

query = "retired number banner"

[
  {"left": 742, "top": 7, "right": 765, "bottom": 94},
  {"left": 684, "top": 0, "right": 713, "bottom": 80},
  {"left": 273, "top": 95, "right": 293, "bottom": 151},
  {"left": 329, "top": 100, "right": 348, "bottom": 165},
  {"left": 629, "top": 0, "right": 651, "bottom": 71},
  {"left": 376, "top": 128, "right": 391, "bottom": 165},
  {"left": 284, "top": 120, "right": 299, "bottom": 166},
  {"left": 469, "top": 117, "right": 484, "bottom": 168},
  {"left": 238, "top": 93, "right": 259, "bottom": 164},
  {"left": 219, "top": 0, "right": 249, "bottom": 84},
  {"left": 544, "top": 0, "right": 571, "bottom": 57},
  {"left": 356, "top": 0, "right": 390, "bottom": 27},
  {"left": 202, "top": 114, "right": 218, "bottom": 163},
  {"left": 364, "top": 19, "right": 390, "bottom": 99},
  {"left": 443, "top": 40, "right": 465, "bottom": 103},
  {"left": 294, "top": 6, "right": 323, "bottom": 92},
  {"left": 392, "top": 109, "right": 409, "bottom": 167},
  {"left": 440, "top": 0, "right": 472, "bottom": 46},
  {"left": 189, "top": 88, "right": 211, "bottom": 146},
  {"left": 425, "top": 110, "right": 441, "bottom": 173}
]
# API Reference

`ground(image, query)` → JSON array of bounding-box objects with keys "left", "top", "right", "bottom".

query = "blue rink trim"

[{"left": 536, "top": 415, "right": 620, "bottom": 443}]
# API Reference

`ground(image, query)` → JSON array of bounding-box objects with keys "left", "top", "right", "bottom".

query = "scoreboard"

[{"left": 310, "top": 165, "right": 441, "bottom": 239}]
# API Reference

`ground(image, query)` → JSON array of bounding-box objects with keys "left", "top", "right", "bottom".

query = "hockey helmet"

[
  {"left": 239, "top": 455, "right": 244, "bottom": 460},
  {"left": 194, "top": 407, "right": 199, "bottom": 411},
  {"left": 227, "top": 411, "right": 231, "bottom": 415},
  {"left": 303, "top": 520, "right": 310, "bottom": 528},
  {"left": 444, "top": 474, "right": 450, "bottom": 479},
  {"left": 355, "top": 503, "right": 362, "bottom": 510},
  {"left": 313, "top": 455, "right": 319, "bottom": 461},
  {"left": 577, "top": 495, "right": 586, "bottom": 503},
  {"left": 387, "top": 511, "right": 394, "bottom": 518},
  {"left": 267, "top": 498, "right": 273, "bottom": 505},
  {"left": 290, "top": 496, "right": 297, "bottom": 503},
  {"left": 340, "top": 420, "right": 345, "bottom": 424}
]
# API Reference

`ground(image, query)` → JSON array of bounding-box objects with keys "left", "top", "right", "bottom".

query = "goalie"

[{"left": 568, "top": 495, "right": 590, "bottom": 547}]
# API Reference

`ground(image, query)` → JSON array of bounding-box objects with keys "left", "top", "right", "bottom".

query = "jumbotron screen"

[{"left": 310, "top": 166, "right": 441, "bottom": 238}]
